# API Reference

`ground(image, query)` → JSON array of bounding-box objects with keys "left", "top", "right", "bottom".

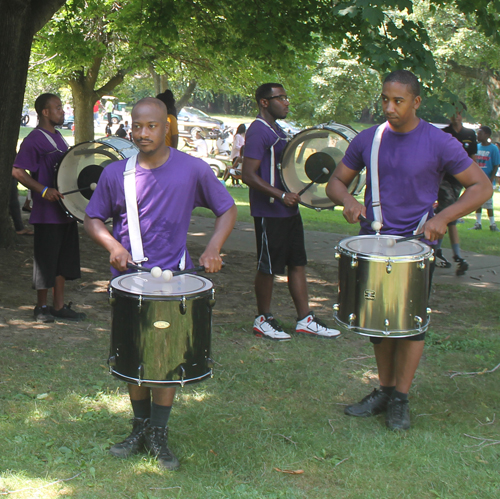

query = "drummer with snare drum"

[
  {"left": 84, "top": 97, "right": 236, "bottom": 470},
  {"left": 12, "top": 93, "right": 86, "bottom": 323},
  {"left": 326, "top": 70, "right": 491, "bottom": 431}
]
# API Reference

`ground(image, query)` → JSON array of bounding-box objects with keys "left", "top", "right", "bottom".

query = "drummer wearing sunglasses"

[
  {"left": 326, "top": 70, "right": 491, "bottom": 431},
  {"left": 84, "top": 97, "right": 237, "bottom": 470}
]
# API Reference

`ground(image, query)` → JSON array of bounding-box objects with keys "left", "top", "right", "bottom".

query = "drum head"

[
  {"left": 110, "top": 272, "right": 213, "bottom": 298},
  {"left": 280, "top": 123, "right": 362, "bottom": 210},
  {"left": 339, "top": 235, "right": 432, "bottom": 260},
  {"left": 55, "top": 137, "right": 138, "bottom": 222}
]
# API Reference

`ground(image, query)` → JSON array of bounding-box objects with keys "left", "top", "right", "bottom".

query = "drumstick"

[
  {"left": 358, "top": 214, "right": 382, "bottom": 233},
  {"left": 163, "top": 263, "right": 226, "bottom": 282},
  {"left": 61, "top": 182, "right": 97, "bottom": 196},
  {"left": 386, "top": 233, "right": 425, "bottom": 248},
  {"left": 297, "top": 168, "right": 330, "bottom": 196},
  {"left": 126, "top": 262, "right": 163, "bottom": 278}
]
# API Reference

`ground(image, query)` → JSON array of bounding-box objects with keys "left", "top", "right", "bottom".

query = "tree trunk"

[
  {"left": 69, "top": 58, "right": 128, "bottom": 144},
  {"left": 0, "top": 0, "right": 66, "bottom": 248},
  {"left": 447, "top": 60, "right": 500, "bottom": 121},
  {"left": 177, "top": 80, "right": 198, "bottom": 111},
  {"left": 149, "top": 65, "right": 169, "bottom": 95}
]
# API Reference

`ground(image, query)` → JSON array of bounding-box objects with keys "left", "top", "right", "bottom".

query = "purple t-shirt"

[
  {"left": 85, "top": 148, "right": 235, "bottom": 276},
  {"left": 342, "top": 120, "right": 473, "bottom": 235},
  {"left": 13, "top": 128, "right": 72, "bottom": 224},
  {"left": 244, "top": 115, "right": 298, "bottom": 218}
]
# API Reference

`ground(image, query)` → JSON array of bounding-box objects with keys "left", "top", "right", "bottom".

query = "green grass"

[
  {"left": 1, "top": 283, "right": 499, "bottom": 498},
  {"left": 195, "top": 184, "right": 500, "bottom": 256}
]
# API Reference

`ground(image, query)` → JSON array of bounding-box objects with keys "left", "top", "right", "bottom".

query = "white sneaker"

[
  {"left": 296, "top": 314, "right": 341, "bottom": 339},
  {"left": 253, "top": 314, "right": 291, "bottom": 341}
]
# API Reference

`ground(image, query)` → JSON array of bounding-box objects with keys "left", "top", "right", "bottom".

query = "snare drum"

[
  {"left": 333, "top": 235, "right": 433, "bottom": 337},
  {"left": 55, "top": 137, "right": 138, "bottom": 222},
  {"left": 279, "top": 123, "right": 365, "bottom": 210},
  {"left": 108, "top": 272, "right": 215, "bottom": 387}
]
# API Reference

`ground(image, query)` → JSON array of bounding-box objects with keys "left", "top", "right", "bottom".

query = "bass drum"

[
  {"left": 55, "top": 137, "right": 138, "bottom": 222},
  {"left": 279, "top": 122, "right": 365, "bottom": 210}
]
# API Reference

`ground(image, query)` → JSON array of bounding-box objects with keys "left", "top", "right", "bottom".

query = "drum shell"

[
  {"left": 109, "top": 284, "right": 213, "bottom": 387},
  {"left": 334, "top": 237, "right": 431, "bottom": 337}
]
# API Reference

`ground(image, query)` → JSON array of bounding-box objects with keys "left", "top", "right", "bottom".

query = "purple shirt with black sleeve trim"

[
  {"left": 342, "top": 120, "right": 473, "bottom": 236},
  {"left": 244, "top": 115, "right": 298, "bottom": 218},
  {"left": 13, "top": 127, "right": 72, "bottom": 224},
  {"left": 85, "top": 148, "right": 235, "bottom": 276}
]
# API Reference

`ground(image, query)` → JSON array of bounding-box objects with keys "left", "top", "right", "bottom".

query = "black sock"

[
  {"left": 131, "top": 398, "right": 151, "bottom": 419},
  {"left": 392, "top": 390, "right": 408, "bottom": 401},
  {"left": 380, "top": 386, "right": 395, "bottom": 396},
  {"left": 150, "top": 402, "right": 172, "bottom": 428}
]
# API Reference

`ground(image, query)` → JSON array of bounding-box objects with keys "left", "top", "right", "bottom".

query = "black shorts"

[
  {"left": 33, "top": 222, "right": 81, "bottom": 289},
  {"left": 370, "top": 258, "right": 436, "bottom": 344},
  {"left": 254, "top": 214, "right": 307, "bottom": 275}
]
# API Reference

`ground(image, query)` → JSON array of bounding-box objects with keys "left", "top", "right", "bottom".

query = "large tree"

[{"left": 0, "top": 0, "right": 67, "bottom": 248}]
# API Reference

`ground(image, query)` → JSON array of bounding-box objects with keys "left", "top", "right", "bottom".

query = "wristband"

[
  {"left": 41, "top": 187, "right": 49, "bottom": 198},
  {"left": 281, "top": 192, "right": 286, "bottom": 200}
]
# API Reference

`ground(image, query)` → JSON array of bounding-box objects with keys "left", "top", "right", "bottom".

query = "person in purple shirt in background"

[
  {"left": 242, "top": 83, "right": 340, "bottom": 342},
  {"left": 12, "top": 93, "right": 86, "bottom": 323},
  {"left": 326, "top": 70, "right": 491, "bottom": 431},
  {"left": 84, "top": 97, "right": 236, "bottom": 470}
]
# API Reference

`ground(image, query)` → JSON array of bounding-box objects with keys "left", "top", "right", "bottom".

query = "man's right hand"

[
  {"left": 282, "top": 192, "right": 300, "bottom": 207},
  {"left": 342, "top": 196, "right": 366, "bottom": 224},
  {"left": 43, "top": 187, "right": 63, "bottom": 202}
]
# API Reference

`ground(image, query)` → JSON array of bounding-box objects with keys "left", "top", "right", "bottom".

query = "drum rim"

[
  {"left": 337, "top": 235, "right": 433, "bottom": 261},
  {"left": 279, "top": 123, "right": 358, "bottom": 211},
  {"left": 110, "top": 272, "right": 214, "bottom": 298}
]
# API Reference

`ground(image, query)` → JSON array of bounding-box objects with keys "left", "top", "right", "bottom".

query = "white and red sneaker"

[
  {"left": 296, "top": 314, "right": 341, "bottom": 338},
  {"left": 253, "top": 314, "right": 291, "bottom": 341}
]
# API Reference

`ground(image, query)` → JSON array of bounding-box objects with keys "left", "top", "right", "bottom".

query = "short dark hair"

[
  {"left": 383, "top": 70, "right": 420, "bottom": 97},
  {"left": 35, "top": 93, "right": 59, "bottom": 116},
  {"left": 156, "top": 90, "right": 177, "bottom": 117},
  {"left": 236, "top": 123, "right": 246, "bottom": 135},
  {"left": 479, "top": 125, "right": 492, "bottom": 136},
  {"left": 255, "top": 83, "right": 284, "bottom": 104}
]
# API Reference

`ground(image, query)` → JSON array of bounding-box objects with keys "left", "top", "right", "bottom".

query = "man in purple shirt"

[
  {"left": 84, "top": 97, "right": 236, "bottom": 470},
  {"left": 242, "top": 83, "right": 340, "bottom": 341},
  {"left": 12, "top": 93, "right": 86, "bottom": 323},
  {"left": 326, "top": 70, "right": 491, "bottom": 431}
]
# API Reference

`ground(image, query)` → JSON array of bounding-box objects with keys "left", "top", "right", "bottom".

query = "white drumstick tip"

[
  {"left": 322, "top": 167, "right": 329, "bottom": 174},
  {"left": 150, "top": 266, "right": 162, "bottom": 278},
  {"left": 162, "top": 269, "right": 173, "bottom": 282},
  {"left": 90, "top": 182, "right": 97, "bottom": 191},
  {"left": 371, "top": 221, "right": 382, "bottom": 232},
  {"left": 386, "top": 238, "right": 396, "bottom": 248}
]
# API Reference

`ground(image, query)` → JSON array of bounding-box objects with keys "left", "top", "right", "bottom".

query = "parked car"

[
  {"left": 101, "top": 111, "right": 123, "bottom": 124},
  {"left": 60, "top": 115, "right": 74, "bottom": 129},
  {"left": 276, "top": 119, "right": 302, "bottom": 137},
  {"left": 177, "top": 107, "right": 224, "bottom": 139}
]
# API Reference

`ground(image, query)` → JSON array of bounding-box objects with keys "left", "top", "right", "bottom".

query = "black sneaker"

[
  {"left": 109, "top": 418, "right": 148, "bottom": 458},
  {"left": 344, "top": 388, "right": 390, "bottom": 417},
  {"left": 144, "top": 425, "right": 180, "bottom": 470},
  {"left": 454, "top": 257, "right": 469, "bottom": 276},
  {"left": 434, "top": 249, "right": 451, "bottom": 269},
  {"left": 386, "top": 397, "right": 410, "bottom": 430},
  {"left": 34, "top": 305, "right": 54, "bottom": 323},
  {"left": 50, "top": 302, "right": 86, "bottom": 321}
]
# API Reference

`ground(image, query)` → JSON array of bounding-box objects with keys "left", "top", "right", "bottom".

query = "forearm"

[
  {"left": 84, "top": 216, "right": 124, "bottom": 255},
  {"left": 12, "top": 167, "right": 45, "bottom": 193},
  {"left": 207, "top": 205, "right": 237, "bottom": 253}
]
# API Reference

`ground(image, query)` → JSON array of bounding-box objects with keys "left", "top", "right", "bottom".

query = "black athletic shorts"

[
  {"left": 370, "top": 257, "right": 436, "bottom": 344},
  {"left": 254, "top": 214, "right": 307, "bottom": 275},
  {"left": 33, "top": 222, "right": 81, "bottom": 290}
]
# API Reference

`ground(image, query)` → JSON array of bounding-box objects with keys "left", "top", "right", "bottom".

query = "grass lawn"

[{"left": 195, "top": 184, "right": 500, "bottom": 257}]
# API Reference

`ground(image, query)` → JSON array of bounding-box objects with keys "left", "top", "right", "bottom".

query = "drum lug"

[
  {"left": 350, "top": 257, "right": 358, "bottom": 268},
  {"left": 386, "top": 261, "right": 392, "bottom": 274},
  {"left": 333, "top": 303, "right": 339, "bottom": 312},
  {"left": 383, "top": 319, "right": 390, "bottom": 335},
  {"left": 137, "top": 364, "right": 144, "bottom": 386},
  {"left": 426, "top": 307, "right": 432, "bottom": 316},
  {"left": 179, "top": 365, "right": 185, "bottom": 387},
  {"left": 137, "top": 295, "right": 143, "bottom": 312},
  {"left": 208, "top": 289, "right": 216, "bottom": 308},
  {"left": 334, "top": 251, "right": 341, "bottom": 260},
  {"left": 348, "top": 313, "right": 356, "bottom": 326},
  {"left": 315, "top": 208, "right": 321, "bottom": 212},
  {"left": 429, "top": 254, "right": 435, "bottom": 263},
  {"left": 414, "top": 315, "right": 423, "bottom": 330},
  {"left": 418, "top": 261, "right": 426, "bottom": 270},
  {"left": 108, "top": 355, "right": 117, "bottom": 368},
  {"left": 179, "top": 296, "right": 187, "bottom": 315}
]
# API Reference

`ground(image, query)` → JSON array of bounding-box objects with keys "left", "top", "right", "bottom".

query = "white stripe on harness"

[
  {"left": 124, "top": 155, "right": 147, "bottom": 263},
  {"left": 36, "top": 128, "right": 69, "bottom": 155},
  {"left": 256, "top": 118, "right": 287, "bottom": 203},
  {"left": 370, "top": 122, "right": 428, "bottom": 234}
]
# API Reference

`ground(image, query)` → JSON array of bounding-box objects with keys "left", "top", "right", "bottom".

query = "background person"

[
  {"left": 156, "top": 90, "right": 179, "bottom": 149},
  {"left": 224, "top": 123, "right": 246, "bottom": 185},
  {"left": 12, "top": 93, "right": 86, "bottom": 323},
  {"left": 326, "top": 70, "right": 491, "bottom": 431},
  {"left": 84, "top": 97, "right": 236, "bottom": 471},
  {"left": 470, "top": 125, "right": 500, "bottom": 231}
]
